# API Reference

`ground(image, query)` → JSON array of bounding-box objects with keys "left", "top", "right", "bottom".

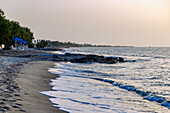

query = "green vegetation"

[
  {"left": 0, "top": 9, "right": 34, "bottom": 49},
  {"left": 46, "top": 40, "right": 112, "bottom": 48},
  {"left": 36, "top": 40, "right": 48, "bottom": 49},
  {"left": 46, "top": 40, "right": 133, "bottom": 48}
]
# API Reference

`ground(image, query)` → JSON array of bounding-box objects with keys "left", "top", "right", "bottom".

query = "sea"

[{"left": 41, "top": 47, "right": 170, "bottom": 113}]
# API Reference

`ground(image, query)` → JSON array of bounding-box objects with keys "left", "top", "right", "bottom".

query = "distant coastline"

[{"left": 45, "top": 40, "right": 134, "bottom": 48}]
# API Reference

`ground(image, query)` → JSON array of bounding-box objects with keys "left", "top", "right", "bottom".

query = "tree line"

[
  {"left": 0, "top": 9, "right": 34, "bottom": 49},
  {"left": 46, "top": 40, "right": 112, "bottom": 47}
]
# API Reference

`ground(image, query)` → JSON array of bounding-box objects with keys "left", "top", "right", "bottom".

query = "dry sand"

[{"left": 9, "top": 61, "right": 67, "bottom": 113}]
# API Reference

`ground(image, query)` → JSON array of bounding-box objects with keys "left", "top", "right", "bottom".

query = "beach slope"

[{"left": 9, "top": 61, "right": 66, "bottom": 113}]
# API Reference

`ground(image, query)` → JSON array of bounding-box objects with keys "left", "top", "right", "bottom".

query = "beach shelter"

[{"left": 13, "top": 37, "right": 28, "bottom": 49}]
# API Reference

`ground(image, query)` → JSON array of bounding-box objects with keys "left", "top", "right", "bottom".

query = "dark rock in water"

[
  {"left": 69, "top": 54, "right": 124, "bottom": 64},
  {"left": 119, "top": 57, "right": 124, "bottom": 62},
  {"left": 65, "top": 53, "right": 72, "bottom": 56},
  {"left": 62, "top": 59, "right": 69, "bottom": 62},
  {"left": 38, "top": 52, "right": 126, "bottom": 64},
  {"left": 70, "top": 58, "right": 87, "bottom": 63},
  {"left": 105, "top": 57, "right": 117, "bottom": 64},
  {"left": 52, "top": 54, "right": 60, "bottom": 58}
]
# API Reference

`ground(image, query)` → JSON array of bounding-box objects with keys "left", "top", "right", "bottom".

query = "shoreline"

[
  {"left": 0, "top": 49, "right": 125, "bottom": 112},
  {"left": 8, "top": 61, "right": 67, "bottom": 113}
]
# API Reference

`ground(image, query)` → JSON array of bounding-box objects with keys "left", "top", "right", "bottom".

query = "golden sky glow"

[{"left": 0, "top": 0, "right": 170, "bottom": 46}]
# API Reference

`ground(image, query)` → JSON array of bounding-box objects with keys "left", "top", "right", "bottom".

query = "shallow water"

[{"left": 41, "top": 47, "right": 170, "bottom": 113}]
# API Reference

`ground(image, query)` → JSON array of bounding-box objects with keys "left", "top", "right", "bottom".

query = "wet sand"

[{"left": 9, "top": 61, "right": 66, "bottom": 113}]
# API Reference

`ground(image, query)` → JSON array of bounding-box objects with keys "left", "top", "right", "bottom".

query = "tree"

[
  {"left": 0, "top": 9, "right": 34, "bottom": 49},
  {"left": 36, "top": 40, "right": 48, "bottom": 49},
  {"left": 0, "top": 9, "right": 6, "bottom": 46}
]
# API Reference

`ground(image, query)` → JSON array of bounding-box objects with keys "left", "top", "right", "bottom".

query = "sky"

[{"left": 0, "top": 0, "right": 170, "bottom": 47}]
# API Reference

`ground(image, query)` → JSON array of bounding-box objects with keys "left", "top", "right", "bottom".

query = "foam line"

[{"left": 92, "top": 77, "right": 170, "bottom": 109}]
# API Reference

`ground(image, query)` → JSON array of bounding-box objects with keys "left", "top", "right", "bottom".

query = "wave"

[
  {"left": 91, "top": 77, "right": 170, "bottom": 109},
  {"left": 154, "top": 56, "right": 166, "bottom": 59},
  {"left": 48, "top": 66, "right": 170, "bottom": 110}
]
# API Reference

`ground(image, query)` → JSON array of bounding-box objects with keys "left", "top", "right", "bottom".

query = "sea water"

[{"left": 41, "top": 47, "right": 170, "bottom": 113}]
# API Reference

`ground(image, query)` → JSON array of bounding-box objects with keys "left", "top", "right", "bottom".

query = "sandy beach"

[
  {"left": 8, "top": 61, "right": 67, "bottom": 113},
  {"left": 0, "top": 50, "right": 126, "bottom": 113}
]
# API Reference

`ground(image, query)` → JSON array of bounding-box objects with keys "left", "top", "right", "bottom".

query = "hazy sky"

[{"left": 0, "top": 0, "right": 170, "bottom": 46}]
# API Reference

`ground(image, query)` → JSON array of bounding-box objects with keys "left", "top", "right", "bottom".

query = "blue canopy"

[
  {"left": 18, "top": 40, "right": 28, "bottom": 45},
  {"left": 13, "top": 37, "right": 23, "bottom": 42},
  {"left": 22, "top": 40, "right": 28, "bottom": 44},
  {"left": 13, "top": 37, "right": 28, "bottom": 44}
]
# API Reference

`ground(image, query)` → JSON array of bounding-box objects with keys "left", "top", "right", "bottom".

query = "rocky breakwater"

[{"left": 54, "top": 53, "right": 125, "bottom": 64}]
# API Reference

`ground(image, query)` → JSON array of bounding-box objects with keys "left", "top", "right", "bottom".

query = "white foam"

[
  {"left": 41, "top": 73, "right": 169, "bottom": 113},
  {"left": 52, "top": 51, "right": 65, "bottom": 55}
]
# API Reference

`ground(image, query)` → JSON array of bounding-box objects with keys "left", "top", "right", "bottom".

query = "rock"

[
  {"left": 70, "top": 58, "right": 87, "bottom": 63},
  {"left": 65, "top": 53, "right": 72, "bottom": 56},
  {"left": 70, "top": 54, "right": 124, "bottom": 64},
  {"left": 105, "top": 57, "right": 118, "bottom": 64},
  {"left": 52, "top": 54, "right": 60, "bottom": 58},
  {"left": 119, "top": 57, "right": 124, "bottom": 62}
]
